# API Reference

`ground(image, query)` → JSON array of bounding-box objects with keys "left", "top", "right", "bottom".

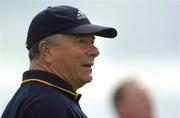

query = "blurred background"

[{"left": 0, "top": 0, "right": 179, "bottom": 118}]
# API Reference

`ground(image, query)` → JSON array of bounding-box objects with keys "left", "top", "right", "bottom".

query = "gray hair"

[{"left": 28, "top": 34, "right": 63, "bottom": 61}]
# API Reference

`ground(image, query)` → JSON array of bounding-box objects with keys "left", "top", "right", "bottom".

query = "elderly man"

[
  {"left": 113, "top": 80, "right": 153, "bottom": 118},
  {"left": 2, "top": 5, "right": 117, "bottom": 118}
]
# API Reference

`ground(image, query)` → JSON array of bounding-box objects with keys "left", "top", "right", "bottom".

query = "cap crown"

[{"left": 26, "top": 6, "right": 90, "bottom": 49}]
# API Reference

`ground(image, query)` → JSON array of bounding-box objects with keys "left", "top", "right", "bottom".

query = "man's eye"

[{"left": 79, "top": 39, "right": 86, "bottom": 44}]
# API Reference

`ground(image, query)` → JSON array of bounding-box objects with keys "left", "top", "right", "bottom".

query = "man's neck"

[{"left": 29, "top": 60, "right": 78, "bottom": 91}]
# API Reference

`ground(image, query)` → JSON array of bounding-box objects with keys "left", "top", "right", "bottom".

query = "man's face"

[{"left": 49, "top": 34, "right": 99, "bottom": 90}]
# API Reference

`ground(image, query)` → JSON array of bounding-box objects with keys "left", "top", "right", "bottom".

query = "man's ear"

[{"left": 39, "top": 41, "right": 53, "bottom": 63}]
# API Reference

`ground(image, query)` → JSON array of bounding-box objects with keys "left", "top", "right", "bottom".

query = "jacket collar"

[{"left": 22, "top": 70, "right": 81, "bottom": 102}]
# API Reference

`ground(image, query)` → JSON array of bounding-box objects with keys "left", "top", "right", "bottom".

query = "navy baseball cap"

[{"left": 26, "top": 5, "right": 117, "bottom": 50}]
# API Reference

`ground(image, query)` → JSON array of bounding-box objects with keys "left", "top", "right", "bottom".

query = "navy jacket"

[{"left": 2, "top": 70, "right": 87, "bottom": 118}]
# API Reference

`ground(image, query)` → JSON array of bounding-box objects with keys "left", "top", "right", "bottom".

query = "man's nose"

[{"left": 88, "top": 45, "right": 100, "bottom": 58}]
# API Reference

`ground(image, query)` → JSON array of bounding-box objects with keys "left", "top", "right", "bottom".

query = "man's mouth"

[
  {"left": 81, "top": 63, "right": 94, "bottom": 74},
  {"left": 81, "top": 63, "right": 94, "bottom": 68},
  {"left": 81, "top": 63, "right": 94, "bottom": 75}
]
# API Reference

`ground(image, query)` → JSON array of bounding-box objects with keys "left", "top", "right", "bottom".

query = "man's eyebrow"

[{"left": 77, "top": 34, "right": 95, "bottom": 40}]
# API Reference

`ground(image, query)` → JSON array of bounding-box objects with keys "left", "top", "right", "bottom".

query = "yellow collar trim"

[{"left": 22, "top": 78, "right": 79, "bottom": 100}]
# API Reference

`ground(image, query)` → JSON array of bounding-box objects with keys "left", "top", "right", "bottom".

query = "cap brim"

[{"left": 62, "top": 24, "right": 117, "bottom": 38}]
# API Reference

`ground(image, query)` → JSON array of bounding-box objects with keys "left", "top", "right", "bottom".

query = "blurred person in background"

[{"left": 113, "top": 79, "right": 153, "bottom": 118}]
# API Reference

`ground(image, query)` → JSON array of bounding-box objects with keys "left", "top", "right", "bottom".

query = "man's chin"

[
  {"left": 82, "top": 76, "right": 93, "bottom": 83},
  {"left": 77, "top": 76, "right": 92, "bottom": 89}
]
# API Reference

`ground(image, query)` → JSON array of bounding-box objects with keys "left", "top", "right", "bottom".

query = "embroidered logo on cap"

[{"left": 77, "top": 10, "right": 86, "bottom": 20}]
